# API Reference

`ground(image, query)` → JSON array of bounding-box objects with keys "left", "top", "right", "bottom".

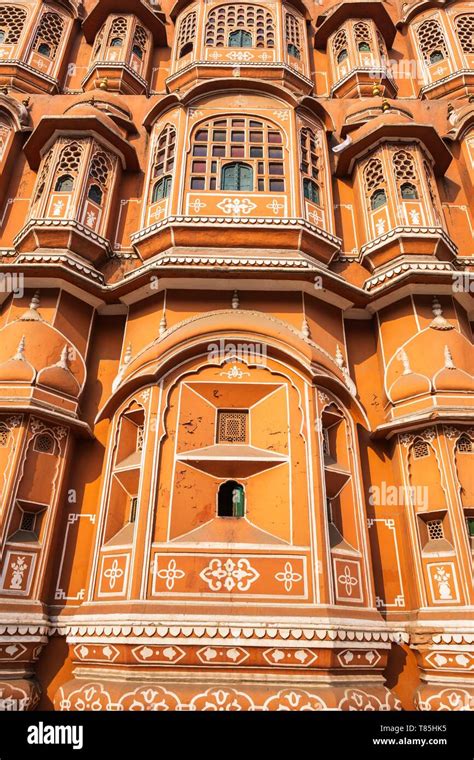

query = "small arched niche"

[{"left": 217, "top": 480, "right": 245, "bottom": 517}]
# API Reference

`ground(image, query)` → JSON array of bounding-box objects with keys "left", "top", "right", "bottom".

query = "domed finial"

[
  {"left": 430, "top": 297, "right": 453, "bottom": 330},
  {"left": 99, "top": 77, "right": 108, "bottom": 90},
  {"left": 13, "top": 336, "right": 26, "bottom": 361},
  {"left": 381, "top": 99, "right": 390, "bottom": 113},
  {"left": 159, "top": 311, "right": 167, "bottom": 336},
  {"left": 397, "top": 348, "right": 412, "bottom": 375},
  {"left": 21, "top": 290, "right": 43, "bottom": 321},
  {"left": 301, "top": 317, "right": 310, "bottom": 339},
  {"left": 444, "top": 345, "right": 455, "bottom": 369},
  {"left": 231, "top": 290, "right": 240, "bottom": 310},
  {"left": 372, "top": 82, "right": 382, "bottom": 97}
]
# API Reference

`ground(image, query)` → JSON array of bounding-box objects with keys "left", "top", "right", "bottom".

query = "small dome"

[
  {"left": 37, "top": 347, "right": 81, "bottom": 398},
  {"left": 433, "top": 346, "right": 474, "bottom": 392},
  {"left": 0, "top": 337, "right": 36, "bottom": 384},
  {"left": 389, "top": 372, "right": 431, "bottom": 403}
]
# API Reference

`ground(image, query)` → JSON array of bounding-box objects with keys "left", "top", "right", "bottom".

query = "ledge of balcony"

[
  {"left": 131, "top": 215, "right": 341, "bottom": 266},
  {"left": 166, "top": 61, "right": 314, "bottom": 95},
  {"left": 359, "top": 226, "right": 458, "bottom": 271},
  {"left": 14, "top": 218, "right": 112, "bottom": 266}
]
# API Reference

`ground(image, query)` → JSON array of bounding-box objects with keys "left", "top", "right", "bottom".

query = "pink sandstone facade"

[{"left": 0, "top": 0, "right": 472, "bottom": 712}]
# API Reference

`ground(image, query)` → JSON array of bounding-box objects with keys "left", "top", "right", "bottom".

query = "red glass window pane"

[
  {"left": 269, "top": 179, "right": 284, "bottom": 191},
  {"left": 212, "top": 145, "right": 226, "bottom": 157},
  {"left": 268, "top": 132, "right": 282, "bottom": 143},
  {"left": 191, "top": 177, "right": 205, "bottom": 189},
  {"left": 195, "top": 130, "right": 208, "bottom": 141},
  {"left": 192, "top": 161, "right": 206, "bottom": 172},
  {"left": 231, "top": 146, "right": 245, "bottom": 157}
]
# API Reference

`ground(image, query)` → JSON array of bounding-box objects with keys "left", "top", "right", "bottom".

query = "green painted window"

[
  {"left": 303, "top": 178, "right": 320, "bottom": 204},
  {"left": 152, "top": 176, "right": 171, "bottom": 202},
  {"left": 228, "top": 29, "right": 252, "bottom": 47},
  {"left": 371, "top": 188, "right": 387, "bottom": 210},
  {"left": 221, "top": 162, "right": 253, "bottom": 191}
]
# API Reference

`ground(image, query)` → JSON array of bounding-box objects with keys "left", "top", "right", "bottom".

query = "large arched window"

[
  {"left": 416, "top": 18, "right": 448, "bottom": 66},
  {"left": 189, "top": 116, "right": 285, "bottom": 192},
  {"left": 364, "top": 158, "right": 387, "bottom": 211},
  {"left": 149, "top": 125, "right": 176, "bottom": 203},
  {"left": 176, "top": 10, "right": 197, "bottom": 58},
  {"left": 0, "top": 5, "right": 28, "bottom": 47},
  {"left": 205, "top": 4, "right": 274, "bottom": 48},
  {"left": 455, "top": 14, "right": 474, "bottom": 55},
  {"left": 31, "top": 11, "right": 64, "bottom": 62}
]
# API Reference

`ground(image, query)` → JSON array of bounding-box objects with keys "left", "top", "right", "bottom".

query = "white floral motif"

[
  {"left": 337, "top": 564, "right": 359, "bottom": 597},
  {"left": 216, "top": 197, "right": 256, "bottom": 216},
  {"left": 375, "top": 218, "right": 386, "bottom": 235},
  {"left": 433, "top": 566, "right": 452, "bottom": 600},
  {"left": 52, "top": 200, "right": 64, "bottom": 216},
  {"left": 200, "top": 558, "right": 259, "bottom": 592},
  {"left": 226, "top": 51, "right": 252, "bottom": 61},
  {"left": 409, "top": 208, "right": 421, "bottom": 224},
  {"left": 152, "top": 558, "right": 185, "bottom": 591},
  {"left": 275, "top": 562, "right": 303, "bottom": 592},
  {"left": 103, "top": 559, "right": 124, "bottom": 590},
  {"left": 9, "top": 556, "right": 27, "bottom": 590},
  {"left": 219, "top": 364, "right": 250, "bottom": 379}
]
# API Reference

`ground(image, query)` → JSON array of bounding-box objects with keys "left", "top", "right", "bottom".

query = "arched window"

[
  {"left": 190, "top": 117, "right": 284, "bottom": 192},
  {"left": 333, "top": 28, "right": 349, "bottom": 66},
  {"left": 152, "top": 176, "right": 171, "bottom": 201},
  {"left": 54, "top": 174, "right": 74, "bottom": 192},
  {"left": 393, "top": 149, "right": 419, "bottom": 199},
  {"left": 132, "top": 25, "right": 148, "bottom": 61},
  {"left": 33, "top": 432, "right": 55, "bottom": 454},
  {"left": 457, "top": 435, "right": 473, "bottom": 454},
  {"left": 229, "top": 29, "right": 252, "bottom": 47},
  {"left": 149, "top": 125, "right": 175, "bottom": 202},
  {"left": 285, "top": 13, "right": 302, "bottom": 59},
  {"left": 107, "top": 17, "right": 127, "bottom": 49},
  {"left": 218, "top": 480, "right": 245, "bottom": 517},
  {"left": 354, "top": 22, "right": 372, "bottom": 54},
  {"left": 417, "top": 18, "right": 448, "bottom": 66},
  {"left": 221, "top": 161, "right": 253, "bottom": 190},
  {"left": 87, "top": 184, "right": 103, "bottom": 204},
  {"left": 32, "top": 11, "right": 64, "bottom": 61},
  {"left": 205, "top": 5, "right": 274, "bottom": 49},
  {"left": 400, "top": 182, "right": 418, "bottom": 199},
  {"left": 56, "top": 141, "right": 82, "bottom": 177},
  {"left": 303, "top": 178, "right": 319, "bottom": 204},
  {"left": 370, "top": 189, "right": 387, "bottom": 210},
  {"left": 455, "top": 14, "right": 474, "bottom": 54},
  {"left": 300, "top": 127, "right": 321, "bottom": 207},
  {"left": 0, "top": 6, "right": 28, "bottom": 46},
  {"left": 364, "top": 157, "right": 387, "bottom": 210},
  {"left": 177, "top": 10, "right": 197, "bottom": 57}
]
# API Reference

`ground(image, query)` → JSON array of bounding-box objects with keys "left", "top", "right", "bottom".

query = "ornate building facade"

[{"left": 0, "top": 0, "right": 472, "bottom": 712}]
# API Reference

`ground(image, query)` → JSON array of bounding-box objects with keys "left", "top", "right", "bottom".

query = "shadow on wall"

[{"left": 384, "top": 642, "right": 421, "bottom": 710}]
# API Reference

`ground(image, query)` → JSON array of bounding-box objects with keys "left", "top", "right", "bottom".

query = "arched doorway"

[{"left": 217, "top": 481, "right": 245, "bottom": 517}]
